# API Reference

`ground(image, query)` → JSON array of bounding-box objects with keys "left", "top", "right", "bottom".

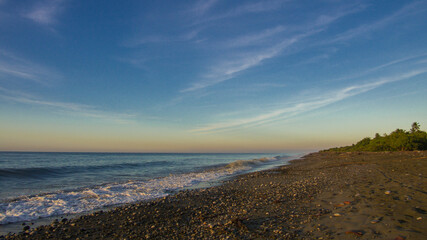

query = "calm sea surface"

[{"left": 0, "top": 152, "right": 300, "bottom": 224}]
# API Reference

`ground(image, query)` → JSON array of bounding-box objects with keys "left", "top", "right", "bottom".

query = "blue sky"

[{"left": 0, "top": 0, "right": 426, "bottom": 152}]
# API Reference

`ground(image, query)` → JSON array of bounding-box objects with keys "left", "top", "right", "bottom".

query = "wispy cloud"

[
  {"left": 367, "top": 53, "right": 427, "bottom": 73},
  {"left": 191, "top": 68, "right": 427, "bottom": 133},
  {"left": 327, "top": 1, "right": 426, "bottom": 43},
  {"left": 181, "top": 40, "right": 294, "bottom": 92},
  {"left": 190, "top": 0, "right": 218, "bottom": 16},
  {"left": 293, "top": 53, "right": 331, "bottom": 66},
  {"left": 0, "top": 86, "right": 136, "bottom": 124},
  {"left": 0, "top": 49, "right": 61, "bottom": 84},
  {"left": 190, "top": 0, "right": 285, "bottom": 25},
  {"left": 329, "top": 53, "right": 427, "bottom": 83},
  {"left": 221, "top": 25, "right": 285, "bottom": 48},
  {"left": 124, "top": 30, "right": 200, "bottom": 47},
  {"left": 232, "top": 0, "right": 284, "bottom": 14},
  {"left": 22, "top": 0, "right": 65, "bottom": 26},
  {"left": 182, "top": 3, "right": 366, "bottom": 93},
  {"left": 182, "top": 30, "right": 319, "bottom": 92},
  {"left": 250, "top": 82, "right": 287, "bottom": 89},
  {"left": 312, "top": 3, "right": 367, "bottom": 28}
]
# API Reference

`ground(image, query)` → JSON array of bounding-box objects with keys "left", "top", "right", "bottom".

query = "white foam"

[{"left": 0, "top": 159, "right": 257, "bottom": 224}]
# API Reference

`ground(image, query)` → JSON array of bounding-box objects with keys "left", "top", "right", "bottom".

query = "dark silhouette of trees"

[
  {"left": 411, "top": 122, "right": 420, "bottom": 133},
  {"left": 323, "top": 122, "right": 427, "bottom": 152}
]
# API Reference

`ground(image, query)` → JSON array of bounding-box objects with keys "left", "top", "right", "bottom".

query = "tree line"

[{"left": 323, "top": 122, "right": 427, "bottom": 152}]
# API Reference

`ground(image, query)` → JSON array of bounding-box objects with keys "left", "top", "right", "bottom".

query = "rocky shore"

[{"left": 1, "top": 151, "right": 426, "bottom": 239}]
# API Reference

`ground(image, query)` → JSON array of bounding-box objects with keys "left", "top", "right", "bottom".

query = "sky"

[{"left": 0, "top": 0, "right": 426, "bottom": 153}]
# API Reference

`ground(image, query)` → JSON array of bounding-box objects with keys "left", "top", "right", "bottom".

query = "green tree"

[{"left": 411, "top": 122, "right": 420, "bottom": 133}]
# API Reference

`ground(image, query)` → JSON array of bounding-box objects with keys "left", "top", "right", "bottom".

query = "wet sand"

[{"left": 1, "top": 151, "right": 426, "bottom": 239}]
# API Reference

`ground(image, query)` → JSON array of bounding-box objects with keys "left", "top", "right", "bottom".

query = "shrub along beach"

[
  {"left": 324, "top": 123, "right": 427, "bottom": 152},
  {"left": 1, "top": 125, "right": 426, "bottom": 239}
]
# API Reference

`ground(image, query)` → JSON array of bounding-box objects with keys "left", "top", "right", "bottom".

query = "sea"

[{"left": 0, "top": 152, "right": 301, "bottom": 226}]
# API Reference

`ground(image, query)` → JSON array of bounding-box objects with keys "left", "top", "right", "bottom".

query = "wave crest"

[{"left": 0, "top": 155, "right": 288, "bottom": 224}]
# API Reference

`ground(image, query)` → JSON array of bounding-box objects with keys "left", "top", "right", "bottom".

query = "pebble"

[
  {"left": 345, "top": 230, "right": 364, "bottom": 236},
  {"left": 394, "top": 236, "right": 406, "bottom": 240},
  {"left": 370, "top": 217, "right": 382, "bottom": 224}
]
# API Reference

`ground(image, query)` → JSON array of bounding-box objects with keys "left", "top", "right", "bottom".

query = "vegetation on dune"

[{"left": 323, "top": 122, "right": 427, "bottom": 152}]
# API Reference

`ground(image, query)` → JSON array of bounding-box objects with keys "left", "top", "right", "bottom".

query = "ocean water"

[{"left": 0, "top": 152, "right": 299, "bottom": 225}]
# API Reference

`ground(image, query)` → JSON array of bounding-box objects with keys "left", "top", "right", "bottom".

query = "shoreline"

[
  {"left": 0, "top": 153, "right": 296, "bottom": 231},
  {"left": 0, "top": 154, "right": 298, "bottom": 235},
  {"left": 2, "top": 151, "right": 426, "bottom": 239}
]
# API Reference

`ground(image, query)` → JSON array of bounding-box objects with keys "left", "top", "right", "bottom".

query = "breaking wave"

[{"left": 0, "top": 156, "right": 287, "bottom": 224}]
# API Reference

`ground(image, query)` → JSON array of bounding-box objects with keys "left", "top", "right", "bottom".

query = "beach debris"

[
  {"left": 385, "top": 191, "right": 391, "bottom": 195},
  {"left": 343, "top": 201, "right": 351, "bottom": 205},
  {"left": 370, "top": 217, "right": 382, "bottom": 224},
  {"left": 345, "top": 230, "right": 364, "bottom": 236},
  {"left": 333, "top": 213, "right": 341, "bottom": 217},
  {"left": 416, "top": 217, "right": 422, "bottom": 220}
]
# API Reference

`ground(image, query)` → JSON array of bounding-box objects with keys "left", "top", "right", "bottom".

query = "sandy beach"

[{"left": 1, "top": 151, "right": 426, "bottom": 239}]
